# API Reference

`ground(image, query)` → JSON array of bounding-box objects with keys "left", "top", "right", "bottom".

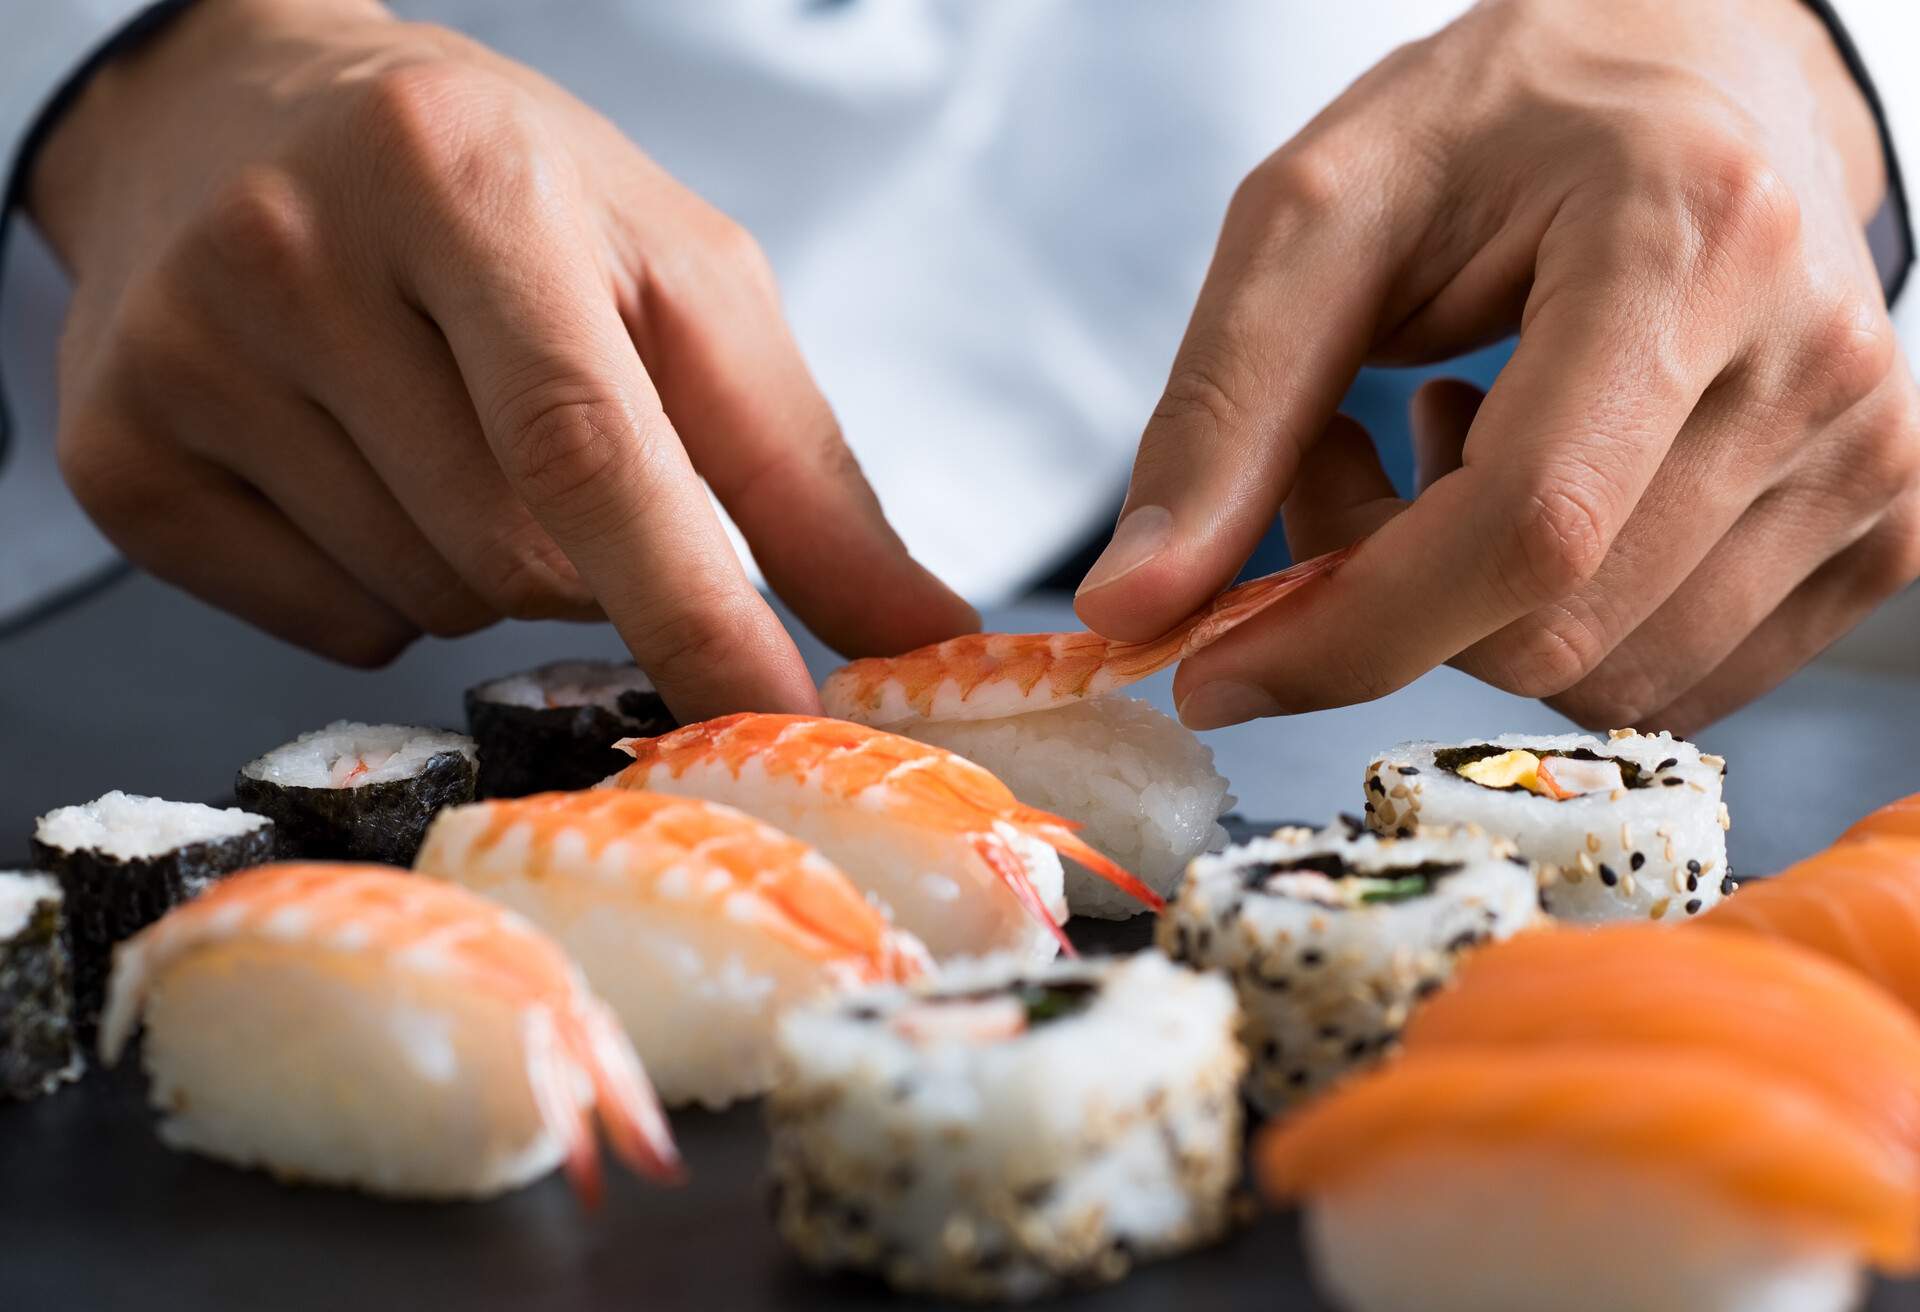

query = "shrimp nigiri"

[
  {"left": 1403, "top": 924, "right": 1920, "bottom": 1171},
  {"left": 816, "top": 547, "right": 1353, "bottom": 919},
  {"left": 414, "top": 791, "right": 931, "bottom": 1108},
  {"left": 603, "top": 714, "right": 1161, "bottom": 962},
  {"left": 1701, "top": 838, "right": 1920, "bottom": 1015},
  {"left": 1260, "top": 1049, "right": 1920, "bottom": 1312},
  {"left": 100, "top": 862, "right": 679, "bottom": 1203}
]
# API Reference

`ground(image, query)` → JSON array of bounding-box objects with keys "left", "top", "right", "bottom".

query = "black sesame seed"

[
  {"left": 1363, "top": 800, "right": 1376, "bottom": 813},
  {"left": 1401, "top": 766, "right": 1421, "bottom": 775},
  {"left": 1662, "top": 777, "right": 1683, "bottom": 787},
  {"left": 1369, "top": 776, "right": 1387, "bottom": 796},
  {"left": 1260, "top": 1039, "right": 1280, "bottom": 1062},
  {"left": 1396, "top": 827, "right": 1413, "bottom": 839},
  {"left": 1686, "top": 873, "right": 1698, "bottom": 893},
  {"left": 1318, "top": 1024, "right": 1341, "bottom": 1040},
  {"left": 1300, "top": 949, "right": 1324, "bottom": 968},
  {"left": 1598, "top": 864, "right": 1617, "bottom": 887},
  {"left": 1446, "top": 929, "right": 1486, "bottom": 953},
  {"left": 1507, "top": 854, "right": 1531, "bottom": 868},
  {"left": 1345, "top": 1038, "right": 1369, "bottom": 1059},
  {"left": 1414, "top": 977, "right": 1444, "bottom": 999},
  {"left": 1288, "top": 1069, "right": 1310, "bottom": 1087},
  {"left": 1686, "top": 859, "right": 1702, "bottom": 874},
  {"left": 1684, "top": 898, "right": 1702, "bottom": 915},
  {"left": 1721, "top": 875, "right": 1736, "bottom": 896},
  {"left": 1630, "top": 852, "right": 1645, "bottom": 871},
  {"left": 1657, "top": 757, "right": 1678, "bottom": 771},
  {"left": 848, "top": 1005, "right": 882, "bottom": 1021}
]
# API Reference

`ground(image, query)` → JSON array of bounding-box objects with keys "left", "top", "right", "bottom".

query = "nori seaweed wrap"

[
  {"left": 30, "top": 793, "right": 275, "bottom": 1035},
  {"left": 464, "top": 660, "right": 677, "bottom": 797},
  {"left": 0, "top": 873, "right": 80, "bottom": 1099},
  {"left": 235, "top": 721, "right": 477, "bottom": 865}
]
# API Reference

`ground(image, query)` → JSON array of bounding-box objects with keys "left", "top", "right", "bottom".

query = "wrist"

[
  {"left": 1768, "top": 0, "right": 1886, "bottom": 222},
  {"left": 26, "top": 0, "right": 389, "bottom": 270}
]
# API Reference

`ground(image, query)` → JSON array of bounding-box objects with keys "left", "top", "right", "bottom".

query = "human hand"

[
  {"left": 30, "top": 0, "right": 973, "bottom": 718},
  {"left": 1074, "top": 0, "right": 1919, "bottom": 734}
]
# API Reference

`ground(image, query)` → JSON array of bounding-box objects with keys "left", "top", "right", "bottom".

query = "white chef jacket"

[{"left": 0, "top": 1, "right": 1914, "bottom": 628}]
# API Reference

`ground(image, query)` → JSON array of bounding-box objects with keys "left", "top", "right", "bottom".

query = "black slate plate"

[{"left": 2, "top": 819, "right": 1916, "bottom": 1311}]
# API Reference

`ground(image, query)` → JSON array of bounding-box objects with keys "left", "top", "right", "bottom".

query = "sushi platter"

[{"left": 8, "top": 568, "right": 1920, "bottom": 1311}]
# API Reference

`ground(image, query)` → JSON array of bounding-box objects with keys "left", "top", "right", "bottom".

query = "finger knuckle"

[
  {"left": 473, "top": 533, "right": 583, "bottom": 618},
  {"left": 1475, "top": 611, "right": 1605, "bottom": 700},
  {"left": 324, "top": 623, "right": 418, "bottom": 670},
  {"left": 1153, "top": 334, "right": 1255, "bottom": 452},
  {"left": 700, "top": 212, "right": 779, "bottom": 298},
  {"left": 1796, "top": 295, "right": 1899, "bottom": 418},
  {"left": 55, "top": 420, "right": 137, "bottom": 523},
  {"left": 628, "top": 594, "right": 749, "bottom": 692},
  {"left": 1240, "top": 145, "right": 1348, "bottom": 222},
  {"left": 197, "top": 169, "right": 321, "bottom": 285},
  {"left": 1498, "top": 476, "right": 1612, "bottom": 607},
  {"left": 1549, "top": 670, "right": 1662, "bottom": 731},
  {"left": 354, "top": 59, "right": 519, "bottom": 195},
  {"left": 495, "top": 384, "right": 641, "bottom": 517},
  {"left": 1679, "top": 144, "right": 1800, "bottom": 274}
]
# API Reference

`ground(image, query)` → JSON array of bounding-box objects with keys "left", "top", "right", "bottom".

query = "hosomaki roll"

[
  {"left": 1260, "top": 1049, "right": 1920, "bottom": 1312},
  {"left": 1365, "top": 730, "right": 1730, "bottom": 923},
  {"left": 464, "top": 659, "right": 677, "bottom": 797},
  {"left": 1158, "top": 819, "right": 1541, "bottom": 1113},
  {"left": 0, "top": 872, "right": 79, "bottom": 1099},
  {"left": 31, "top": 792, "right": 275, "bottom": 1032},
  {"left": 236, "top": 722, "right": 477, "bottom": 865},
  {"left": 766, "top": 951, "right": 1241, "bottom": 1301},
  {"left": 413, "top": 791, "right": 930, "bottom": 1108}
]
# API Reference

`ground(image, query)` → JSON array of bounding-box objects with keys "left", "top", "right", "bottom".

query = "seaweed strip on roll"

[
  {"left": 0, "top": 872, "right": 80, "bottom": 1099},
  {"left": 235, "top": 722, "right": 476, "bottom": 865},
  {"left": 766, "top": 951, "right": 1242, "bottom": 1301},
  {"left": 30, "top": 792, "right": 274, "bottom": 1034},
  {"left": 1366, "top": 729, "right": 1730, "bottom": 923},
  {"left": 1158, "top": 819, "right": 1542, "bottom": 1114},
  {"left": 464, "top": 660, "right": 677, "bottom": 797}
]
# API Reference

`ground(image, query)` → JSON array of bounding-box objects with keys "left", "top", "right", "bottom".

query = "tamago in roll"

[
  {"left": 1159, "top": 820, "right": 1540, "bottom": 1112},
  {"left": 767, "top": 952, "right": 1242, "bottom": 1301},
  {"left": 414, "top": 790, "right": 930, "bottom": 1108},
  {"left": 1365, "top": 729, "right": 1730, "bottom": 922}
]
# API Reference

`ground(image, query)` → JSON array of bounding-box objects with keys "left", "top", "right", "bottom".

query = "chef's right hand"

[{"left": 28, "top": 0, "right": 975, "bottom": 719}]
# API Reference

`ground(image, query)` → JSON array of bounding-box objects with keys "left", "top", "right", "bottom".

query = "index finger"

[
  {"left": 1171, "top": 267, "right": 1727, "bottom": 727},
  {"left": 410, "top": 224, "right": 819, "bottom": 722}
]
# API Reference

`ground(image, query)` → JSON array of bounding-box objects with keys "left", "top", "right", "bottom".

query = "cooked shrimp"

[
  {"left": 101, "top": 862, "right": 680, "bottom": 1204},
  {"left": 414, "top": 791, "right": 934, "bottom": 1107},
  {"left": 605, "top": 714, "right": 1163, "bottom": 961},
  {"left": 821, "top": 545, "right": 1352, "bottom": 726}
]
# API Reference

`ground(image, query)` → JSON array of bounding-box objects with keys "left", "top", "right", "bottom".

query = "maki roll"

[
  {"left": 0, "top": 873, "right": 79, "bottom": 1099},
  {"left": 464, "top": 659, "right": 677, "bottom": 797},
  {"left": 236, "top": 721, "right": 476, "bottom": 864},
  {"left": 767, "top": 951, "right": 1242, "bottom": 1301},
  {"left": 32, "top": 792, "right": 275, "bottom": 1031},
  {"left": 1366, "top": 730, "right": 1731, "bottom": 923},
  {"left": 1158, "top": 820, "right": 1540, "bottom": 1113}
]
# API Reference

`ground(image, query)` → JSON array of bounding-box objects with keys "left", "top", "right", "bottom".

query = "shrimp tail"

[
  {"left": 1031, "top": 822, "right": 1166, "bottom": 913},
  {"left": 578, "top": 1003, "right": 686, "bottom": 1186},
  {"left": 524, "top": 1009, "right": 605, "bottom": 1208},
  {"left": 975, "top": 835, "right": 1076, "bottom": 958}
]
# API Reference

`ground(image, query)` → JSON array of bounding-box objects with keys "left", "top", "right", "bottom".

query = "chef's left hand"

[{"left": 1075, "top": 0, "right": 1920, "bottom": 734}]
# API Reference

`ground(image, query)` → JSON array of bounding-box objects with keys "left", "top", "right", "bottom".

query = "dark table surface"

[{"left": 5, "top": 574, "right": 1920, "bottom": 1310}]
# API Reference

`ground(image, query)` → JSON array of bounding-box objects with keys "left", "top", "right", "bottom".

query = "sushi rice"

[
  {"left": 903, "top": 693, "right": 1232, "bottom": 918},
  {"left": 766, "top": 951, "right": 1242, "bottom": 1301},
  {"left": 1159, "top": 820, "right": 1542, "bottom": 1112},
  {"left": 1366, "top": 730, "right": 1730, "bottom": 923},
  {"left": 236, "top": 722, "right": 477, "bottom": 865}
]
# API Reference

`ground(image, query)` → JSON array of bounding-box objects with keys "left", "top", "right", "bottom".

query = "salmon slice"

[
  {"left": 1258, "top": 1048, "right": 1920, "bottom": 1272},
  {"left": 1842, "top": 796, "right": 1920, "bottom": 846},
  {"left": 1704, "top": 840, "right": 1920, "bottom": 1014},
  {"left": 1403, "top": 924, "right": 1920, "bottom": 1170}
]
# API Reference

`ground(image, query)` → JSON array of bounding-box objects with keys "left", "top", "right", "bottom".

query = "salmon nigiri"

[
  {"left": 1702, "top": 839, "right": 1920, "bottom": 1014},
  {"left": 1260, "top": 1049, "right": 1920, "bottom": 1312},
  {"left": 1403, "top": 924, "right": 1920, "bottom": 1170},
  {"left": 414, "top": 791, "right": 931, "bottom": 1108},
  {"left": 1840, "top": 793, "right": 1920, "bottom": 846},
  {"left": 101, "top": 862, "right": 679, "bottom": 1203},
  {"left": 604, "top": 714, "right": 1162, "bottom": 963}
]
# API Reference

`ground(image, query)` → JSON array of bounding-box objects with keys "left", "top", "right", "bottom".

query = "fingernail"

[
  {"left": 1075, "top": 505, "right": 1173, "bottom": 598},
  {"left": 1176, "top": 680, "right": 1281, "bottom": 730}
]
